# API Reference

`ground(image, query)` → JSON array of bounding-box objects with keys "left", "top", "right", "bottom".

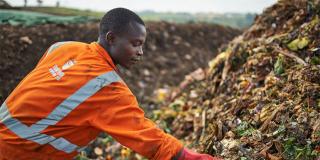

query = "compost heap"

[{"left": 154, "top": 0, "right": 320, "bottom": 159}]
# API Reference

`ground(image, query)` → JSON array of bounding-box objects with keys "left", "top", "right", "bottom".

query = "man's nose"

[{"left": 137, "top": 47, "right": 143, "bottom": 56}]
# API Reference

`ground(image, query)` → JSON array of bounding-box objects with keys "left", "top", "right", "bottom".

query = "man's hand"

[{"left": 175, "top": 148, "right": 223, "bottom": 160}]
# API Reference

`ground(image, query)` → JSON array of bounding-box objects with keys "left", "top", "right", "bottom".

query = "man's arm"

[{"left": 91, "top": 83, "right": 220, "bottom": 159}]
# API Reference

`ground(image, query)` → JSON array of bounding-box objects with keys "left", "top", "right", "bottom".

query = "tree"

[
  {"left": 0, "top": 0, "right": 11, "bottom": 8},
  {"left": 56, "top": 0, "right": 60, "bottom": 7},
  {"left": 37, "top": 0, "right": 43, "bottom": 6}
]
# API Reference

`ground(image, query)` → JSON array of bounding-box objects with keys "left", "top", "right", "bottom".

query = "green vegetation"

[
  {"left": 24, "top": 6, "right": 104, "bottom": 17},
  {"left": 274, "top": 55, "right": 285, "bottom": 75},
  {"left": 0, "top": 9, "right": 95, "bottom": 26},
  {"left": 196, "top": 12, "right": 256, "bottom": 29},
  {"left": 21, "top": 7, "right": 255, "bottom": 29},
  {"left": 139, "top": 11, "right": 256, "bottom": 29},
  {"left": 283, "top": 137, "right": 320, "bottom": 160},
  {"left": 235, "top": 121, "right": 256, "bottom": 136}
]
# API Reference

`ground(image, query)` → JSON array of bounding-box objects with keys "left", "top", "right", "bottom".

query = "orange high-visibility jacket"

[{"left": 0, "top": 42, "right": 183, "bottom": 160}]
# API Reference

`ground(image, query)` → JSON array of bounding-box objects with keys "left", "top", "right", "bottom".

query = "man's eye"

[{"left": 132, "top": 41, "right": 141, "bottom": 47}]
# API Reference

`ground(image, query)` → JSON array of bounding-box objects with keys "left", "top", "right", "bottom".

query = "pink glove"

[{"left": 177, "top": 148, "right": 223, "bottom": 160}]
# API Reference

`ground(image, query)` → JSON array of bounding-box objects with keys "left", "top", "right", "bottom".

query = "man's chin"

[
  {"left": 119, "top": 64, "right": 132, "bottom": 70},
  {"left": 119, "top": 60, "right": 141, "bottom": 69}
]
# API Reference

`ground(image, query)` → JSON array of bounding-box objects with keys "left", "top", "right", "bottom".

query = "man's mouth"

[{"left": 131, "top": 57, "right": 142, "bottom": 63}]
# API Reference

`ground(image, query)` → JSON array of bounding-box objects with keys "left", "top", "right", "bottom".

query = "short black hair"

[{"left": 99, "top": 8, "right": 145, "bottom": 37}]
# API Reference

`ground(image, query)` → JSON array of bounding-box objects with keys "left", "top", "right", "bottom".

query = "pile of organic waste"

[{"left": 151, "top": 0, "right": 320, "bottom": 159}]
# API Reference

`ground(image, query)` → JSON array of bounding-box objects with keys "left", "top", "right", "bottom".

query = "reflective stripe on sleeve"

[{"left": 0, "top": 71, "right": 122, "bottom": 153}]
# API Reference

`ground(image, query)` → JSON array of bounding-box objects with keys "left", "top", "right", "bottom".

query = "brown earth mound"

[{"left": 0, "top": 21, "right": 240, "bottom": 106}]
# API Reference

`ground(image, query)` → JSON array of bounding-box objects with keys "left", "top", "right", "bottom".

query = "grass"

[{"left": 23, "top": 7, "right": 104, "bottom": 18}]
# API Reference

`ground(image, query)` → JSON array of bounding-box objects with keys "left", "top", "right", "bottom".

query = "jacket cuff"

[{"left": 151, "top": 134, "right": 183, "bottom": 160}]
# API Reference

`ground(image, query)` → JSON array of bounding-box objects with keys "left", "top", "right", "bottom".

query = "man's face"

[{"left": 109, "top": 21, "right": 147, "bottom": 69}]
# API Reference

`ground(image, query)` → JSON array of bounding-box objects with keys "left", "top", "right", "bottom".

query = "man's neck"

[
  {"left": 97, "top": 37, "right": 109, "bottom": 52},
  {"left": 97, "top": 37, "right": 118, "bottom": 65}
]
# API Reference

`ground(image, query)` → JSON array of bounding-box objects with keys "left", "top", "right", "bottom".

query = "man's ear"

[{"left": 106, "top": 31, "right": 115, "bottom": 45}]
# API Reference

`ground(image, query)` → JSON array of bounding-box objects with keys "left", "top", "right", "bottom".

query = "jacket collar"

[{"left": 90, "top": 42, "right": 119, "bottom": 72}]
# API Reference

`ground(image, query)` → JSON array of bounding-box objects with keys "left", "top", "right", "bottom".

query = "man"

[{"left": 0, "top": 8, "right": 221, "bottom": 160}]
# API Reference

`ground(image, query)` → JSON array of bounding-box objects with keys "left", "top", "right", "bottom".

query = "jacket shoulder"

[{"left": 46, "top": 41, "right": 89, "bottom": 55}]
